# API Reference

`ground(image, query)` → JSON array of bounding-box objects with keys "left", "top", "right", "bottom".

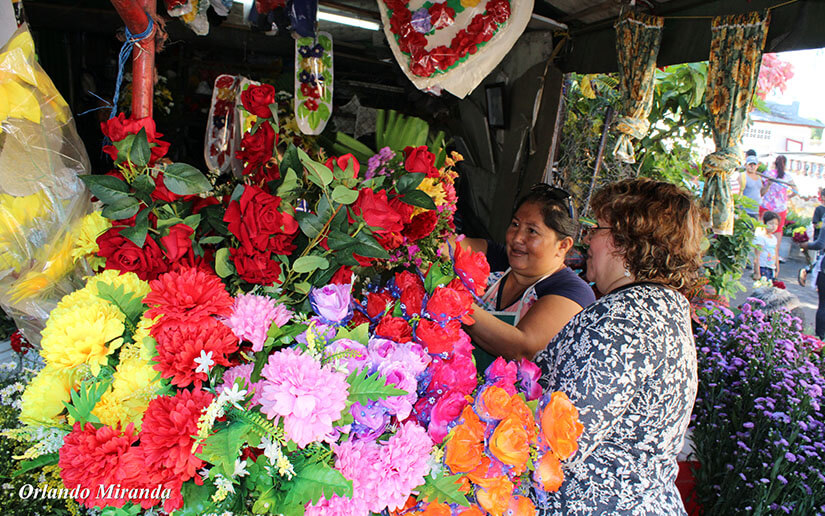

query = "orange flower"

[
  {"left": 457, "top": 506, "right": 485, "bottom": 516},
  {"left": 508, "top": 394, "right": 537, "bottom": 442},
  {"left": 390, "top": 496, "right": 418, "bottom": 516},
  {"left": 540, "top": 391, "right": 583, "bottom": 460},
  {"left": 534, "top": 451, "right": 564, "bottom": 492},
  {"left": 478, "top": 385, "right": 512, "bottom": 420},
  {"left": 420, "top": 502, "right": 452, "bottom": 516},
  {"left": 445, "top": 405, "right": 486, "bottom": 473},
  {"left": 507, "top": 495, "right": 536, "bottom": 515},
  {"left": 489, "top": 414, "right": 529, "bottom": 474},
  {"left": 475, "top": 475, "right": 514, "bottom": 516},
  {"left": 466, "top": 456, "right": 493, "bottom": 484}
]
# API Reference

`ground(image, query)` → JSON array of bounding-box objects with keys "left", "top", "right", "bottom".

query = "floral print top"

[
  {"left": 532, "top": 283, "right": 697, "bottom": 515},
  {"left": 761, "top": 168, "right": 794, "bottom": 213}
]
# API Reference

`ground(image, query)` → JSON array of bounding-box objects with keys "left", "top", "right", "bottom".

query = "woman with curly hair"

[{"left": 533, "top": 178, "right": 707, "bottom": 515}]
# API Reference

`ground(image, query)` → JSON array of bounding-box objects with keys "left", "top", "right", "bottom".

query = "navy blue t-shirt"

[{"left": 485, "top": 240, "right": 595, "bottom": 309}]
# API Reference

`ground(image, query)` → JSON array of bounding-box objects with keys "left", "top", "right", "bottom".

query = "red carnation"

[
  {"left": 365, "top": 291, "right": 395, "bottom": 319},
  {"left": 409, "top": 49, "right": 436, "bottom": 77},
  {"left": 159, "top": 223, "right": 194, "bottom": 263},
  {"left": 454, "top": 241, "right": 490, "bottom": 296},
  {"left": 139, "top": 388, "right": 214, "bottom": 509},
  {"left": 236, "top": 122, "right": 276, "bottom": 176},
  {"left": 59, "top": 423, "right": 139, "bottom": 509},
  {"left": 224, "top": 185, "right": 298, "bottom": 254},
  {"left": 403, "top": 146, "right": 439, "bottom": 177},
  {"left": 230, "top": 247, "right": 283, "bottom": 285},
  {"left": 241, "top": 83, "right": 276, "bottom": 118},
  {"left": 97, "top": 228, "right": 168, "bottom": 281},
  {"left": 426, "top": 284, "right": 474, "bottom": 324},
  {"left": 144, "top": 266, "right": 234, "bottom": 322},
  {"left": 399, "top": 31, "right": 428, "bottom": 54},
  {"left": 374, "top": 315, "right": 413, "bottom": 343},
  {"left": 396, "top": 271, "right": 426, "bottom": 315},
  {"left": 9, "top": 330, "right": 32, "bottom": 355},
  {"left": 151, "top": 317, "right": 238, "bottom": 388},
  {"left": 403, "top": 210, "right": 438, "bottom": 242},
  {"left": 415, "top": 318, "right": 461, "bottom": 355}
]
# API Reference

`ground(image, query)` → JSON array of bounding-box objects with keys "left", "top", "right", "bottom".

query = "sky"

[{"left": 767, "top": 48, "right": 825, "bottom": 123}]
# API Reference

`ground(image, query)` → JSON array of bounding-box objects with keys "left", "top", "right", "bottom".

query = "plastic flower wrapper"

[{"left": 0, "top": 25, "right": 95, "bottom": 343}]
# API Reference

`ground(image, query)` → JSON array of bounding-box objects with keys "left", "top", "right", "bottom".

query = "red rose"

[
  {"left": 366, "top": 291, "right": 395, "bottom": 319},
  {"left": 426, "top": 285, "right": 473, "bottom": 324},
  {"left": 452, "top": 29, "right": 476, "bottom": 55},
  {"left": 97, "top": 228, "right": 168, "bottom": 281},
  {"left": 241, "top": 83, "right": 276, "bottom": 118},
  {"left": 236, "top": 122, "right": 276, "bottom": 176},
  {"left": 268, "top": 233, "right": 298, "bottom": 255},
  {"left": 414, "top": 318, "right": 461, "bottom": 355},
  {"left": 397, "top": 272, "right": 425, "bottom": 316},
  {"left": 429, "top": 2, "right": 455, "bottom": 29},
  {"left": 374, "top": 316, "right": 413, "bottom": 343},
  {"left": 376, "top": 230, "right": 404, "bottom": 251},
  {"left": 191, "top": 196, "right": 221, "bottom": 214},
  {"left": 229, "top": 248, "right": 282, "bottom": 285},
  {"left": 390, "top": 196, "right": 416, "bottom": 226},
  {"left": 159, "top": 223, "right": 194, "bottom": 262},
  {"left": 325, "top": 154, "right": 361, "bottom": 179},
  {"left": 389, "top": 7, "right": 412, "bottom": 35},
  {"left": 385, "top": 0, "right": 406, "bottom": 12},
  {"left": 330, "top": 266, "right": 353, "bottom": 285},
  {"left": 454, "top": 241, "right": 490, "bottom": 296},
  {"left": 100, "top": 114, "right": 171, "bottom": 164},
  {"left": 487, "top": 0, "right": 510, "bottom": 24},
  {"left": 216, "top": 76, "right": 235, "bottom": 89},
  {"left": 223, "top": 185, "right": 298, "bottom": 253},
  {"left": 403, "top": 210, "right": 438, "bottom": 242},
  {"left": 403, "top": 146, "right": 439, "bottom": 177},
  {"left": 352, "top": 188, "right": 404, "bottom": 234}
]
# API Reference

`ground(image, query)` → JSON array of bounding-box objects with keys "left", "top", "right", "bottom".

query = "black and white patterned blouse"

[{"left": 532, "top": 282, "right": 697, "bottom": 515}]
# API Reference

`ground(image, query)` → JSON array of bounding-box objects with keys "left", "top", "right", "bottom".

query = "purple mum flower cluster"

[{"left": 691, "top": 298, "right": 825, "bottom": 515}]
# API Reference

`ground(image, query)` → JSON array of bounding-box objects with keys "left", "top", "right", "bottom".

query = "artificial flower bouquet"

[{"left": 791, "top": 226, "right": 809, "bottom": 244}]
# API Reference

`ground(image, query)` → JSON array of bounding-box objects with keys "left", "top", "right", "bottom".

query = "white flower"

[
  {"left": 233, "top": 458, "right": 250, "bottom": 479},
  {"left": 214, "top": 474, "right": 235, "bottom": 494},
  {"left": 194, "top": 350, "right": 215, "bottom": 375},
  {"left": 218, "top": 382, "right": 247, "bottom": 410}
]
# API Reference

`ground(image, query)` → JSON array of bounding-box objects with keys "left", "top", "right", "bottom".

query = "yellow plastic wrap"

[{"left": 0, "top": 25, "right": 93, "bottom": 343}]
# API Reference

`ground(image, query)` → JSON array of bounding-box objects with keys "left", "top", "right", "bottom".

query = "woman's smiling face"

[{"left": 505, "top": 202, "right": 564, "bottom": 276}]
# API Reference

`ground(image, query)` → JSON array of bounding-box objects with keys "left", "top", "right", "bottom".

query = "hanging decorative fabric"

[
  {"left": 289, "top": 0, "right": 319, "bottom": 38},
  {"left": 376, "top": 0, "right": 533, "bottom": 98},
  {"left": 181, "top": 0, "right": 210, "bottom": 35},
  {"left": 294, "top": 32, "right": 332, "bottom": 135},
  {"left": 163, "top": 0, "right": 193, "bottom": 17},
  {"left": 701, "top": 11, "right": 770, "bottom": 235},
  {"left": 204, "top": 74, "right": 239, "bottom": 175},
  {"left": 612, "top": 11, "right": 663, "bottom": 164}
]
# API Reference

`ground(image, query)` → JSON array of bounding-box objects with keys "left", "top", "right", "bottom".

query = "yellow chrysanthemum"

[
  {"left": 8, "top": 233, "right": 76, "bottom": 303},
  {"left": 130, "top": 314, "right": 161, "bottom": 361},
  {"left": 20, "top": 365, "right": 79, "bottom": 425},
  {"left": 92, "top": 356, "right": 161, "bottom": 431},
  {"left": 70, "top": 211, "right": 111, "bottom": 269},
  {"left": 413, "top": 178, "right": 447, "bottom": 216},
  {"left": 41, "top": 300, "right": 125, "bottom": 376},
  {"left": 85, "top": 269, "right": 151, "bottom": 301},
  {"left": 49, "top": 287, "right": 100, "bottom": 321}
]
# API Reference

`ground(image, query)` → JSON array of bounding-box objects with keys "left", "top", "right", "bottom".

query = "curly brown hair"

[{"left": 591, "top": 178, "right": 708, "bottom": 292}]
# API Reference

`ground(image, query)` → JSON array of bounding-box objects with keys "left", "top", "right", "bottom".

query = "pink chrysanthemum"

[
  {"left": 224, "top": 294, "right": 293, "bottom": 352},
  {"left": 143, "top": 266, "right": 234, "bottom": 322},
  {"left": 220, "top": 363, "right": 264, "bottom": 406},
  {"left": 58, "top": 422, "right": 139, "bottom": 509},
  {"left": 259, "top": 348, "right": 349, "bottom": 448}
]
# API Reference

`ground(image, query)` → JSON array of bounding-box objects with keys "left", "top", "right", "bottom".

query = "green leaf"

[
  {"left": 129, "top": 128, "right": 151, "bottom": 168},
  {"left": 281, "top": 145, "right": 302, "bottom": 178},
  {"left": 327, "top": 230, "right": 355, "bottom": 250},
  {"left": 175, "top": 481, "right": 218, "bottom": 516},
  {"left": 334, "top": 323, "right": 369, "bottom": 346},
  {"left": 308, "top": 111, "right": 320, "bottom": 131},
  {"left": 102, "top": 196, "right": 140, "bottom": 221},
  {"left": 295, "top": 211, "right": 325, "bottom": 239},
  {"left": 396, "top": 172, "right": 426, "bottom": 193},
  {"left": 424, "top": 263, "right": 452, "bottom": 293},
  {"left": 163, "top": 163, "right": 213, "bottom": 195},
  {"left": 346, "top": 368, "right": 407, "bottom": 405},
  {"left": 419, "top": 473, "right": 470, "bottom": 506},
  {"left": 156, "top": 216, "right": 185, "bottom": 230},
  {"left": 12, "top": 453, "right": 58, "bottom": 478},
  {"left": 298, "top": 102, "right": 310, "bottom": 119},
  {"left": 197, "top": 421, "right": 252, "bottom": 478},
  {"left": 215, "top": 247, "right": 235, "bottom": 278},
  {"left": 318, "top": 35, "right": 332, "bottom": 52},
  {"left": 317, "top": 103, "right": 331, "bottom": 122},
  {"left": 96, "top": 281, "right": 147, "bottom": 325},
  {"left": 276, "top": 168, "right": 302, "bottom": 203},
  {"left": 282, "top": 463, "right": 352, "bottom": 507},
  {"left": 80, "top": 174, "right": 131, "bottom": 204},
  {"left": 119, "top": 209, "right": 149, "bottom": 248},
  {"left": 199, "top": 235, "right": 224, "bottom": 245},
  {"left": 183, "top": 213, "right": 202, "bottom": 232},
  {"left": 63, "top": 379, "right": 111, "bottom": 426},
  {"left": 351, "top": 232, "right": 390, "bottom": 259},
  {"left": 230, "top": 184, "right": 245, "bottom": 203},
  {"left": 298, "top": 148, "right": 333, "bottom": 187},
  {"left": 331, "top": 185, "right": 358, "bottom": 205},
  {"left": 399, "top": 190, "right": 436, "bottom": 210},
  {"left": 131, "top": 174, "right": 155, "bottom": 203},
  {"left": 292, "top": 255, "right": 330, "bottom": 274}
]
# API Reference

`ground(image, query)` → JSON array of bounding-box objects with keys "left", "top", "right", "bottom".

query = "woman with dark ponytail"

[{"left": 760, "top": 154, "right": 797, "bottom": 273}]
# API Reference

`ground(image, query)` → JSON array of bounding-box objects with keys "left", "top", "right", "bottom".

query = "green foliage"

[
  {"left": 346, "top": 368, "right": 408, "bottom": 405},
  {"left": 704, "top": 200, "right": 757, "bottom": 299},
  {"left": 281, "top": 461, "right": 353, "bottom": 508},
  {"left": 12, "top": 452, "right": 58, "bottom": 478},
  {"left": 163, "top": 162, "right": 213, "bottom": 195},
  {"left": 95, "top": 282, "right": 146, "bottom": 328},
  {"left": 419, "top": 472, "right": 470, "bottom": 506},
  {"left": 79, "top": 174, "right": 131, "bottom": 204},
  {"left": 63, "top": 378, "right": 111, "bottom": 426}
]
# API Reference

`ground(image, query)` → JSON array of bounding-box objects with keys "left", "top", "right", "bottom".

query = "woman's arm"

[
  {"left": 752, "top": 246, "right": 762, "bottom": 279},
  {"left": 803, "top": 225, "right": 825, "bottom": 251},
  {"left": 465, "top": 295, "right": 584, "bottom": 360}
]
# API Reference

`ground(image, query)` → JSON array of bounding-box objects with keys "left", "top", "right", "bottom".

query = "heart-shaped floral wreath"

[{"left": 377, "top": 0, "right": 532, "bottom": 97}]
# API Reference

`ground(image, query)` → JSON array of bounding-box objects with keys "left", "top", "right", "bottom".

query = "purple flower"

[
  {"left": 298, "top": 45, "right": 313, "bottom": 58},
  {"left": 310, "top": 283, "right": 353, "bottom": 325},
  {"left": 785, "top": 452, "right": 797, "bottom": 462},
  {"left": 350, "top": 401, "right": 390, "bottom": 439},
  {"left": 310, "top": 43, "right": 324, "bottom": 58},
  {"left": 411, "top": 8, "right": 432, "bottom": 33}
]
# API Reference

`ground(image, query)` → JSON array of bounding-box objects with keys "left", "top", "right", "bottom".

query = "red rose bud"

[
  {"left": 236, "top": 122, "right": 276, "bottom": 176},
  {"left": 374, "top": 316, "right": 413, "bottom": 343},
  {"left": 159, "top": 224, "right": 195, "bottom": 262},
  {"left": 240, "top": 83, "right": 276, "bottom": 118},
  {"left": 325, "top": 154, "right": 360, "bottom": 179},
  {"left": 403, "top": 145, "right": 440, "bottom": 177},
  {"left": 414, "top": 318, "right": 461, "bottom": 355},
  {"left": 396, "top": 271, "right": 426, "bottom": 316}
]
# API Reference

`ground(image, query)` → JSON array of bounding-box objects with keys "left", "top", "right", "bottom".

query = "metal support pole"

[
  {"left": 110, "top": 0, "right": 155, "bottom": 119},
  {"left": 580, "top": 106, "right": 615, "bottom": 220}
]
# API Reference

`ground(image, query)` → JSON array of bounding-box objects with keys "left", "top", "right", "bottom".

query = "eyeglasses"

[
  {"left": 530, "top": 183, "right": 574, "bottom": 218},
  {"left": 578, "top": 217, "right": 611, "bottom": 239}
]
